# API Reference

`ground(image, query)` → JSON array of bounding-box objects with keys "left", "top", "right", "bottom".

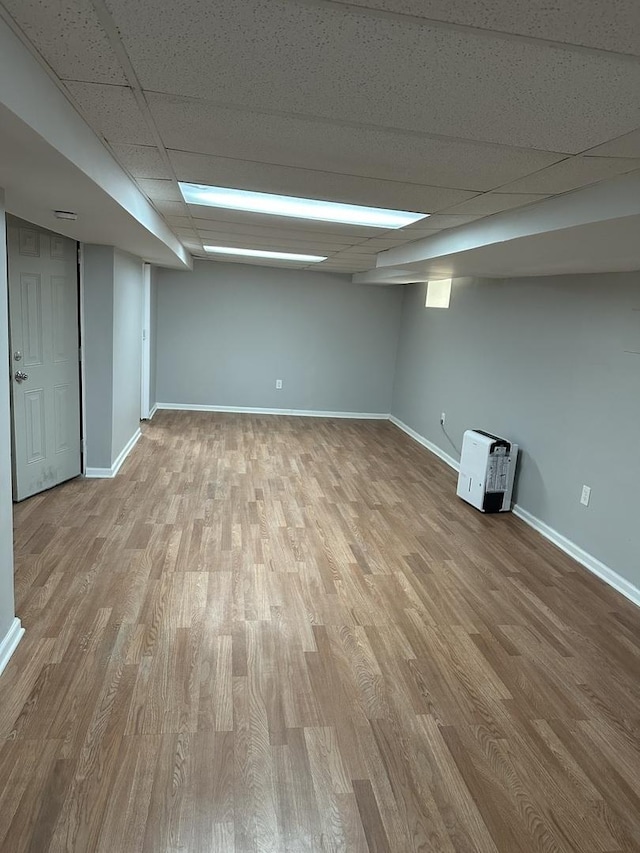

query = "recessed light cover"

[
  {"left": 180, "top": 183, "right": 427, "bottom": 229},
  {"left": 203, "top": 245, "right": 326, "bottom": 262}
]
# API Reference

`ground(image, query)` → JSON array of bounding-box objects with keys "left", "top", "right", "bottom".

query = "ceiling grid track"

[
  {"left": 318, "top": 0, "right": 640, "bottom": 60},
  {"left": 1, "top": 0, "right": 638, "bottom": 274},
  {"left": 89, "top": 0, "right": 205, "bottom": 254}
]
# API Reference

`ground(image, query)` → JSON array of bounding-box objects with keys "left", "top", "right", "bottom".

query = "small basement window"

[{"left": 425, "top": 279, "right": 452, "bottom": 308}]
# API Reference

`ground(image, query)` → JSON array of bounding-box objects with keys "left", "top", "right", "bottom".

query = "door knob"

[{"left": 14, "top": 370, "right": 29, "bottom": 383}]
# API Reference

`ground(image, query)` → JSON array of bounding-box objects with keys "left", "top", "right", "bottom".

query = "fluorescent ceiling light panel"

[
  {"left": 204, "top": 245, "right": 326, "bottom": 262},
  {"left": 180, "top": 183, "right": 427, "bottom": 229}
]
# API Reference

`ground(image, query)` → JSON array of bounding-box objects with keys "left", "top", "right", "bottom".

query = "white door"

[{"left": 7, "top": 221, "right": 81, "bottom": 501}]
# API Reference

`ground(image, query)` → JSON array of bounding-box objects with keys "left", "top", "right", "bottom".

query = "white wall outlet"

[
  {"left": 580, "top": 484, "right": 591, "bottom": 506},
  {"left": 275, "top": 379, "right": 283, "bottom": 390},
  {"left": 440, "top": 412, "right": 446, "bottom": 426}
]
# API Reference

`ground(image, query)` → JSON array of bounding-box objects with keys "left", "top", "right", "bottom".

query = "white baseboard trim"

[
  {"left": 389, "top": 415, "right": 460, "bottom": 472},
  {"left": 148, "top": 404, "right": 158, "bottom": 420},
  {"left": 0, "top": 618, "right": 24, "bottom": 677},
  {"left": 512, "top": 505, "right": 640, "bottom": 608},
  {"left": 85, "top": 467, "right": 114, "bottom": 479},
  {"left": 389, "top": 415, "right": 639, "bottom": 609},
  {"left": 111, "top": 427, "right": 143, "bottom": 477},
  {"left": 85, "top": 427, "right": 142, "bottom": 479},
  {"left": 156, "top": 403, "right": 389, "bottom": 420}
]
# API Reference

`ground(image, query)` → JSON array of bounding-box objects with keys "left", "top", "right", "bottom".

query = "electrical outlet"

[
  {"left": 580, "top": 484, "right": 591, "bottom": 506},
  {"left": 275, "top": 379, "right": 283, "bottom": 390},
  {"left": 440, "top": 412, "right": 446, "bottom": 426}
]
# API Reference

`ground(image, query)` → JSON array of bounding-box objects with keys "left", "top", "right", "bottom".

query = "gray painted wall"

[
  {"left": 0, "top": 189, "right": 16, "bottom": 639},
  {"left": 155, "top": 261, "right": 402, "bottom": 414},
  {"left": 83, "top": 246, "right": 143, "bottom": 469},
  {"left": 392, "top": 274, "right": 640, "bottom": 588},
  {"left": 112, "top": 250, "right": 143, "bottom": 459},
  {"left": 83, "top": 245, "right": 114, "bottom": 469}
]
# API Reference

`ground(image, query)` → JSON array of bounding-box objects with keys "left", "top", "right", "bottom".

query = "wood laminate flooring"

[{"left": 1, "top": 412, "right": 639, "bottom": 852}]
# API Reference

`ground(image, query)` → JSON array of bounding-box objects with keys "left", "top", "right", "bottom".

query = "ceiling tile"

[
  {"left": 585, "top": 129, "right": 640, "bottom": 158},
  {"left": 316, "top": 261, "right": 373, "bottom": 272},
  {"left": 184, "top": 205, "right": 580, "bottom": 252},
  {"left": 109, "top": 143, "right": 172, "bottom": 179},
  {"left": 188, "top": 220, "right": 357, "bottom": 246},
  {"left": 164, "top": 217, "right": 192, "bottom": 229},
  {"left": 152, "top": 200, "right": 190, "bottom": 218},
  {"left": 136, "top": 178, "right": 182, "bottom": 202},
  {"left": 441, "top": 193, "right": 549, "bottom": 216},
  {"left": 107, "top": 0, "right": 640, "bottom": 151},
  {"left": 168, "top": 150, "right": 473, "bottom": 212},
  {"left": 2, "top": 0, "right": 127, "bottom": 83},
  {"left": 356, "top": 233, "right": 441, "bottom": 250},
  {"left": 333, "top": 247, "right": 382, "bottom": 256},
  {"left": 496, "top": 155, "right": 640, "bottom": 194},
  {"left": 340, "top": 1, "right": 640, "bottom": 56},
  {"left": 188, "top": 209, "right": 385, "bottom": 238},
  {"left": 63, "top": 82, "right": 154, "bottom": 145},
  {"left": 150, "top": 95, "right": 563, "bottom": 191},
  {"left": 328, "top": 250, "right": 383, "bottom": 259}
]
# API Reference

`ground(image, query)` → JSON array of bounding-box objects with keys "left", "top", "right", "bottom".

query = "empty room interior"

[{"left": 1, "top": 1, "right": 639, "bottom": 851}]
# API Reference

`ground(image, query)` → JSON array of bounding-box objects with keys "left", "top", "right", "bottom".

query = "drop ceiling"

[{"left": 1, "top": 0, "right": 639, "bottom": 273}]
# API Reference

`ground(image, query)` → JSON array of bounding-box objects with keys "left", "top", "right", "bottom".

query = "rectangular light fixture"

[
  {"left": 203, "top": 245, "right": 327, "bottom": 262},
  {"left": 180, "top": 183, "right": 427, "bottom": 229}
]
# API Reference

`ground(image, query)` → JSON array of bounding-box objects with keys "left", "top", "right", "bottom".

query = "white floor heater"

[{"left": 456, "top": 430, "right": 518, "bottom": 513}]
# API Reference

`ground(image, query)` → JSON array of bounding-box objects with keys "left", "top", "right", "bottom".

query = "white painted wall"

[
  {"left": 112, "top": 251, "right": 144, "bottom": 458},
  {"left": 0, "top": 189, "right": 16, "bottom": 642},
  {"left": 155, "top": 260, "right": 403, "bottom": 415},
  {"left": 392, "top": 273, "right": 640, "bottom": 594}
]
